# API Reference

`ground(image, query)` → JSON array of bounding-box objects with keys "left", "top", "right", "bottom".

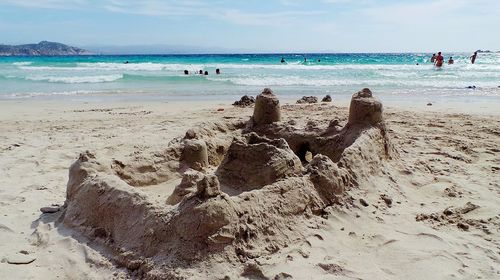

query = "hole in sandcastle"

[{"left": 295, "top": 142, "right": 313, "bottom": 163}]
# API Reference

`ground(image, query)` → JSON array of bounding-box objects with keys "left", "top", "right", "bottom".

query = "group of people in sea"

[
  {"left": 179, "top": 51, "right": 480, "bottom": 75},
  {"left": 429, "top": 51, "right": 478, "bottom": 67},
  {"left": 183, "top": 68, "right": 221, "bottom": 75}
]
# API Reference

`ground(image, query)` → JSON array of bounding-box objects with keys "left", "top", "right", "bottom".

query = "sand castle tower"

[
  {"left": 348, "top": 88, "right": 383, "bottom": 125},
  {"left": 253, "top": 88, "right": 281, "bottom": 125},
  {"left": 181, "top": 139, "right": 209, "bottom": 171}
]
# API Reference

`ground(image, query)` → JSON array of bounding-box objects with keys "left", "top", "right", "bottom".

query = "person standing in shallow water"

[
  {"left": 435, "top": 52, "right": 444, "bottom": 67},
  {"left": 470, "top": 51, "right": 478, "bottom": 64},
  {"left": 280, "top": 57, "right": 285, "bottom": 63},
  {"left": 431, "top": 53, "right": 436, "bottom": 63},
  {"left": 448, "top": 57, "right": 454, "bottom": 64}
]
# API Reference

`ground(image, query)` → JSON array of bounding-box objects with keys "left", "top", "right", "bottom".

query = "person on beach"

[
  {"left": 470, "top": 51, "right": 477, "bottom": 64},
  {"left": 431, "top": 53, "right": 436, "bottom": 63},
  {"left": 435, "top": 52, "right": 444, "bottom": 67},
  {"left": 448, "top": 57, "right": 454, "bottom": 64}
]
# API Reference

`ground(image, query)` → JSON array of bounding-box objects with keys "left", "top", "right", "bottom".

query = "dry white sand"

[{"left": 0, "top": 98, "right": 498, "bottom": 279}]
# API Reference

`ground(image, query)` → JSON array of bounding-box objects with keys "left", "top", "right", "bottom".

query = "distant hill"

[{"left": 0, "top": 41, "right": 92, "bottom": 56}]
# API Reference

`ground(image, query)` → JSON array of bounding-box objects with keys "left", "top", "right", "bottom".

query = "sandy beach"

[
  {"left": 2, "top": 0, "right": 499, "bottom": 278},
  {"left": 0, "top": 96, "right": 498, "bottom": 279}
]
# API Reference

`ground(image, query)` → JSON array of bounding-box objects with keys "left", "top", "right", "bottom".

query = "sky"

[{"left": 0, "top": 0, "right": 498, "bottom": 53}]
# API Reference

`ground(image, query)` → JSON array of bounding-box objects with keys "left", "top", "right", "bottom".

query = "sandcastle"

[
  {"left": 252, "top": 88, "right": 281, "bottom": 125},
  {"left": 61, "top": 88, "right": 393, "bottom": 279}
]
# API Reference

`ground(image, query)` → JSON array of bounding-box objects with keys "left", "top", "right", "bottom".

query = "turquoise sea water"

[{"left": 0, "top": 53, "right": 499, "bottom": 103}]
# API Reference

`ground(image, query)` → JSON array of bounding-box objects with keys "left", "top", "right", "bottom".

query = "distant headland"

[{"left": 0, "top": 41, "right": 91, "bottom": 56}]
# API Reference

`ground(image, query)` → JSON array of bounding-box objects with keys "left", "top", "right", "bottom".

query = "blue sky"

[{"left": 0, "top": 0, "right": 498, "bottom": 52}]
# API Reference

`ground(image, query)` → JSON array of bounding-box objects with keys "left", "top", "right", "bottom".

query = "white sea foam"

[
  {"left": 2, "top": 90, "right": 100, "bottom": 99},
  {"left": 13, "top": 62, "right": 33, "bottom": 66},
  {"left": 19, "top": 66, "right": 85, "bottom": 71},
  {"left": 208, "top": 76, "right": 500, "bottom": 89},
  {"left": 26, "top": 74, "right": 123, "bottom": 84},
  {"left": 77, "top": 62, "right": 169, "bottom": 71},
  {"left": 17, "top": 62, "right": 500, "bottom": 74}
]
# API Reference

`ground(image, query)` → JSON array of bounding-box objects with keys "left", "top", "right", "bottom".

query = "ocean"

[{"left": 1, "top": 53, "right": 499, "bottom": 104}]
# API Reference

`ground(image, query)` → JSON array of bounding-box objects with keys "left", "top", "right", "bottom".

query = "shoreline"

[{"left": 1, "top": 92, "right": 499, "bottom": 117}]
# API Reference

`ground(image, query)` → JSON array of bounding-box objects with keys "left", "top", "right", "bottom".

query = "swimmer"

[
  {"left": 470, "top": 51, "right": 477, "bottom": 64},
  {"left": 435, "top": 52, "right": 444, "bottom": 67},
  {"left": 430, "top": 53, "right": 436, "bottom": 63},
  {"left": 448, "top": 57, "right": 454, "bottom": 64}
]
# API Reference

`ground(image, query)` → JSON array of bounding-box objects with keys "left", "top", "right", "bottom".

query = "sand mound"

[
  {"left": 233, "top": 95, "right": 255, "bottom": 107},
  {"left": 61, "top": 88, "right": 395, "bottom": 279},
  {"left": 296, "top": 96, "right": 318, "bottom": 104},
  {"left": 216, "top": 133, "right": 303, "bottom": 193},
  {"left": 322, "top": 95, "right": 332, "bottom": 102}
]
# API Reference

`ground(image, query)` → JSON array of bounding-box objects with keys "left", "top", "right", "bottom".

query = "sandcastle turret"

[
  {"left": 181, "top": 139, "right": 209, "bottom": 171},
  {"left": 253, "top": 88, "right": 281, "bottom": 125},
  {"left": 348, "top": 88, "right": 383, "bottom": 125}
]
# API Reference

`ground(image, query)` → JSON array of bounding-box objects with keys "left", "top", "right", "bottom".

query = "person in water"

[
  {"left": 470, "top": 51, "right": 478, "bottom": 64},
  {"left": 430, "top": 53, "right": 436, "bottom": 63},
  {"left": 280, "top": 57, "right": 285, "bottom": 63},
  {"left": 435, "top": 52, "right": 444, "bottom": 67},
  {"left": 448, "top": 57, "right": 454, "bottom": 64},
  {"left": 204, "top": 71, "right": 208, "bottom": 75},
  {"left": 184, "top": 70, "right": 189, "bottom": 75},
  {"left": 216, "top": 68, "right": 220, "bottom": 75},
  {"left": 199, "top": 70, "right": 203, "bottom": 75}
]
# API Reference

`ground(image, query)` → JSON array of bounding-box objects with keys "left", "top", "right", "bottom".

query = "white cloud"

[
  {"left": 1, "top": 0, "right": 88, "bottom": 9},
  {"left": 322, "top": 0, "right": 353, "bottom": 3},
  {"left": 215, "top": 9, "right": 324, "bottom": 26},
  {"left": 100, "top": 0, "right": 325, "bottom": 26},
  {"left": 102, "top": 0, "right": 209, "bottom": 16}
]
